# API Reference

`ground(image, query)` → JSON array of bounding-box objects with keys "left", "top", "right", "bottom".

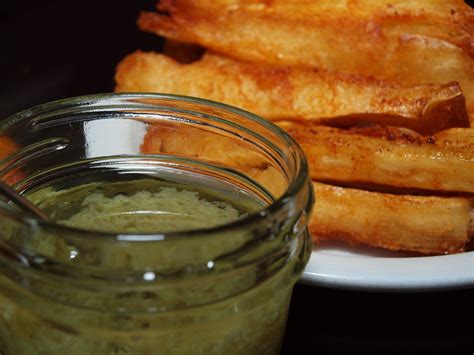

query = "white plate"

[{"left": 301, "top": 241, "right": 474, "bottom": 291}]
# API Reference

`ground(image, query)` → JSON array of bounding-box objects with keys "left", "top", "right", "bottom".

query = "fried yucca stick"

[
  {"left": 311, "top": 182, "right": 473, "bottom": 255},
  {"left": 278, "top": 122, "right": 474, "bottom": 193},
  {"left": 139, "top": 0, "right": 474, "bottom": 112},
  {"left": 140, "top": 124, "right": 288, "bottom": 199},
  {"left": 115, "top": 51, "right": 469, "bottom": 135}
]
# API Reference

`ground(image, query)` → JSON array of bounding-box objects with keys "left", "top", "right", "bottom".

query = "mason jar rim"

[{"left": 0, "top": 93, "right": 311, "bottom": 242}]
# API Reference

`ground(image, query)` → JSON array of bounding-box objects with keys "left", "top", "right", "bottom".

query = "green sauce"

[
  {"left": 0, "top": 171, "right": 304, "bottom": 355},
  {"left": 28, "top": 178, "right": 261, "bottom": 234},
  {"left": 62, "top": 187, "right": 241, "bottom": 233}
]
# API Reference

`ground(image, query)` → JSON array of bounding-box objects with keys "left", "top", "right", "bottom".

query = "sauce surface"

[{"left": 28, "top": 178, "right": 261, "bottom": 234}]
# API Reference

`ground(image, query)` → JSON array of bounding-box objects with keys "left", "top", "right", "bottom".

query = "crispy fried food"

[
  {"left": 432, "top": 127, "right": 474, "bottom": 146},
  {"left": 141, "top": 123, "right": 266, "bottom": 168},
  {"left": 278, "top": 122, "right": 474, "bottom": 193},
  {"left": 115, "top": 51, "right": 469, "bottom": 135},
  {"left": 140, "top": 123, "right": 288, "bottom": 199},
  {"left": 122, "top": 0, "right": 474, "bottom": 255},
  {"left": 139, "top": 0, "right": 474, "bottom": 112},
  {"left": 311, "top": 182, "right": 473, "bottom": 255}
]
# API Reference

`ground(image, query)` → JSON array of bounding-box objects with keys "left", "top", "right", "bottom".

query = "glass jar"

[{"left": 0, "top": 93, "right": 313, "bottom": 354}]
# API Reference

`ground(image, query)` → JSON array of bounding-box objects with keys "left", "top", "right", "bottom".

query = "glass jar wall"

[{"left": 0, "top": 94, "right": 313, "bottom": 354}]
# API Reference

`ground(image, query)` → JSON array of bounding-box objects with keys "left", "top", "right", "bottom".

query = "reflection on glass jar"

[{"left": 0, "top": 94, "right": 313, "bottom": 354}]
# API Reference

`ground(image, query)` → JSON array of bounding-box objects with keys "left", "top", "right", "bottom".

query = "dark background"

[{"left": 1, "top": 1, "right": 473, "bottom": 354}]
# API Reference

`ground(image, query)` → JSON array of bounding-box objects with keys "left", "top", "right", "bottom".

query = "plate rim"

[{"left": 301, "top": 249, "right": 474, "bottom": 292}]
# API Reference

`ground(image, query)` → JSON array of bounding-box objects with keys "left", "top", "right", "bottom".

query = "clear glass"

[{"left": 0, "top": 93, "right": 313, "bottom": 354}]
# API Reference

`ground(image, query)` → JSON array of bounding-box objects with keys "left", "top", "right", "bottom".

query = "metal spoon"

[{"left": 0, "top": 180, "right": 51, "bottom": 222}]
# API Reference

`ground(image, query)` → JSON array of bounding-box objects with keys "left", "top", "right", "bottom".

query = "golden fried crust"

[
  {"left": 140, "top": 124, "right": 267, "bottom": 169},
  {"left": 310, "top": 182, "right": 473, "bottom": 255},
  {"left": 139, "top": 0, "right": 474, "bottom": 111},
  {"left": 278, "top": 122, "right": 474, "bottom": 193},
  {"left": 140, "top": 124, "right": 288, "bottom": 199},
  {"left": 115, "top": 51, "right": 469, "bottom": 135}
]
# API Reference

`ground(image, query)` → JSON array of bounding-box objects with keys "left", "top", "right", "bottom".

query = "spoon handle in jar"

[{"left": 0, "top": 180, "right": 51, "bottom": 222}]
